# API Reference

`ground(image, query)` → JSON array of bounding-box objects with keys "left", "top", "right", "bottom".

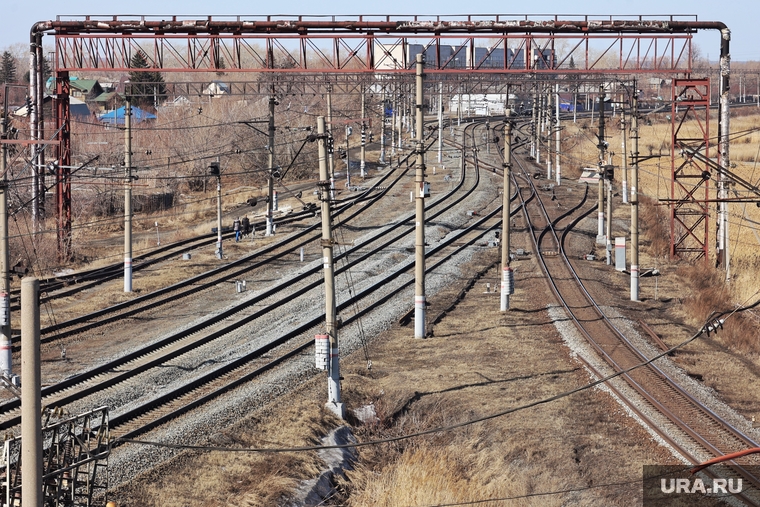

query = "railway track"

[
  {"left": 510, "top": 147, "right": 760, "bottom": 504},
  {"left": 0, "top": 121, "right": 505, "bottom": 443}
]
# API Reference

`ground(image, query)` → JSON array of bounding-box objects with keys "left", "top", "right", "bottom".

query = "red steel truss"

[
  {"left": 43, "top": 15, "right": 706, "bottom": 74},
  {"left": 670, "top": 78, "right": 711, "bottom": 261},
  {"left": 20, "top": 15, "right": 730, "bottom": 261}
]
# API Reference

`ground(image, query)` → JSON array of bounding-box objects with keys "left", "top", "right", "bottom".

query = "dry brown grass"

[
  {"left": 343, "top": 406, "right": 569, "bottom": 507},
  {"left": 110, "top": 389, "right": 336, "bottom": 507},
  {"left": 561, "top": 110, "right": 760, "bottom": 337}
]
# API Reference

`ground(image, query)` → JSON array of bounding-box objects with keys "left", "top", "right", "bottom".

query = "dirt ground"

[{"left": 36, "top": 156, "right": 760, "bottom": 506}]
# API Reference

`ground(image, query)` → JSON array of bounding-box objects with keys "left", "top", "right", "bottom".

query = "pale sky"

[{"left": 1, "top": 2, "right": 755, "bottom": 62}]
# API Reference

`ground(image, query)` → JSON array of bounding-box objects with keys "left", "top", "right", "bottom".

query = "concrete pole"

[
  {"left": 554, "top": 82, "right": 561, "bottom": 186},
  {"left": 124, "top": 96, "right": 133, "bottom": 292},
  {"left": 437, "top": 82, "right": 443, "bottom": 164},
  {"left": 414, "top": 54, "right": 427, "bottom": 339},
  {"left": 345, "top": 125, "right": 351, "bottom": 189},
  {"left": 546, "top": 87, "right": 552, "bottom": 179},
  {"left": 0, "top": 113, "right": 10, "bottom": 378},
  {"left": 21, "top": 277, "right": 42, "bottom": 507},
  {"left": 326, "top": 85, "right": 335, "bottom": 198},
  {"left": 36, "top": 41, "right": 45, "bottom": 223},
  {"left": 718, "top": 28, "right": 731, "bottom": 281},
  {"left": 621, "top": 107, "right": 629, "bottom": 204},
  {"left": 501, "top": 122, "right": 513, "bottom": 311},
  {"left": 631, "top": 87, "right": 640, "bottom": 301},
  {"left": 606, "top": 178, "right": 613, "bottom": 265},
  {"left": 360, "top": 87, "right": 366, "bottom": 177},
  {"left": 391, "top": 88, "right": 397, "bottom": 155},
  {"left": 29, "top": 35, "right": 39, "bottom": 230},
  {"left": 317, "top": 116, "right": 344, "bottom": 419},
  {"left": 380, "top": 84, "right": 386, "bottom": 164},
  {"left": 215, "top": 173, "right": 223, "bottom": 259},
  {"left": 266, "top": 95, "right": 276, "bottom": 236},
  {"left": 532, "top": 85, "right": 539, "bottom": 163},
  {"left": 597, "top": 85, "right": 607, "bottom": 243}
]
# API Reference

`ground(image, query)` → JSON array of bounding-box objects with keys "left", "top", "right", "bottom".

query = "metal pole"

[
  {"left": 414, "top": 54, "right": 427, "bottom": 339},
  {"left": 317, "top": 116, "right": 344, "bottom": 419},
  {"left": 501, "top": 122, "right": 513, "bottom": 311},
  {"left": 21, "top": 277, "right": 42, "bottom": 507},
  {"left": 631, "top": 85, "right": 640, "bottom": 301},
  {"left": 0, "top": 110, "right": 10, "bottom": 378},
  {"left": 597, "top": 85, "right": 607, "bottom": 243},
  {"left": 266, "top": 95, "right": 276, "bottom": 236},
  {"left": 124, "top": 96, "right": 133, "bottom": 292}
]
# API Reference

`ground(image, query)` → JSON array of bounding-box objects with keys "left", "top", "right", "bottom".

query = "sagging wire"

[{"left": 333, "top": 210, "right": 372, "bottom": 370}]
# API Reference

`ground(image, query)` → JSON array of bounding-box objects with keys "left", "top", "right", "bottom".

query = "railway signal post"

[
  {"left": 317, "top": 116, "right": 345, "bottom": 419},
  {"left": 414, "top": 53, "right": 428, "bottom": 338},
  {"left": 266, "top": 95, "right": 276, "bottom": 236}
]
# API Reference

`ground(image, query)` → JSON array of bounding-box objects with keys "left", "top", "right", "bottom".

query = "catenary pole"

[
  {"left": 621, "top": 104, "right": 629, "bottom": 204},
  {"left": 124, "top": 95, "right": 133, "bottom": 292},
  {"left": 317, "top": 116, "right": 345, "bottom": 418},
  {"left": 327, "top": 85, "right": 335, "bottom": 198},
  {"left": 555, "top": 82, "right": 561, "bottom": 185},
  {"left": 266, "top": 94, "right": 276, "bottom": 236},
  {"left": 360, "top": 87, "right": 366, "bottom": 178},
  {"left": 21, "top": 277, "right": 42, "bottom": 507},
  {"left": 501, "top": 122, "right": 514, "bottom": 311},
  {"left": 414, "top": 53, "right": 427, "bottom": 339},
  {"left": 437, "top": 82, "right": 443, "bottom": 164},
  {"left": 718, "top": 28, "right": 731, "bottom": 281},
  {"left": 597, "top": 85, "right": 607, "bottom": 244},
  {"left": 631, "top": 85, "right": 640, "bottom": 301},
  {"left": 0, "top": 109, "right": 10, "bottom": 378}
]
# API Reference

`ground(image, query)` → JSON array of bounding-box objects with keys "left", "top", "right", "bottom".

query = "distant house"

[
  {"left": 69, "top": 97, "right": 92, "bottom": 117},
  {"left": 98, "top": 105, "right": 156, "bottom": 124},
  {"left": 70, "top": 79, "right": 104, "bottom": 101},
  {"left": 92, "top": 91, "right": 123, "bottom": 112},
  {"left": 204, "top": 81, "right": 230, "bottom": 97}
]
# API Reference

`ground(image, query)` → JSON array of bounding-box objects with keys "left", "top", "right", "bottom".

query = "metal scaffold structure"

[{"left": 1, "top": 407, "right": 110, "bottom": 506}]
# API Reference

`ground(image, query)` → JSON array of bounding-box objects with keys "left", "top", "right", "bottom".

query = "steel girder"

[{"left": 670, "top": 78, "right": 711, "bottom": 261}]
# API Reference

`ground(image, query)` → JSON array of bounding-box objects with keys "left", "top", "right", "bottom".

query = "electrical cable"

[{"left": 117, "top": 292, "right": 760, "bottom": 453}]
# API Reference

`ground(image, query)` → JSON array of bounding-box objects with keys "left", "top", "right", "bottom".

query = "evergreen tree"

[
  {"left": 127, "top": 50, "right": 167, "bottom": 109},
  {"left": 0, "top": 52, "right": 17, "bottom": 83}
]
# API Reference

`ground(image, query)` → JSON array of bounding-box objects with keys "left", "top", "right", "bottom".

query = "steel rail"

[
  {"left": 512, "top": 154, "right": 760, "bottom": 503},
  {"left": 0, "top": 121, "right": 489, "bottom": 428}
]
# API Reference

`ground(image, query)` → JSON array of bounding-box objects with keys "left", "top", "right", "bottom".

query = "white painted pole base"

[
  {"left": 0, "top": 291, "right": 10, "bottom": 377},
  {"left": 500, "top": 266, "right": 514, "bottom": 312},
  {"left": 273, "top": 190, "right": 278, "bottom": 211},
  {"left": 360, "top": 161, "right": 365, "bottom": 178},
  {"left": 124, "top": 258, "right": 132, "bottom": 292},
  {"left": 597, "top": 212, "right": 605, "bottom": 244},
  {"left": 327, "top": 346, "right": 345, "bottom": 419},
  {"left": 415, "top": 296, "right": 426, "bottom": 338},
  {"left": 622, "top": 181, "right": 628, "bottom": 204},
  {"left": 631, "top": 264, "right": 640, "bottom": 301},
  {"left": 556, "top": 168, "right": 561, "bottom": 186},
  {"left": 266, "top": 217, "right": 274, "bottom": 236}
]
